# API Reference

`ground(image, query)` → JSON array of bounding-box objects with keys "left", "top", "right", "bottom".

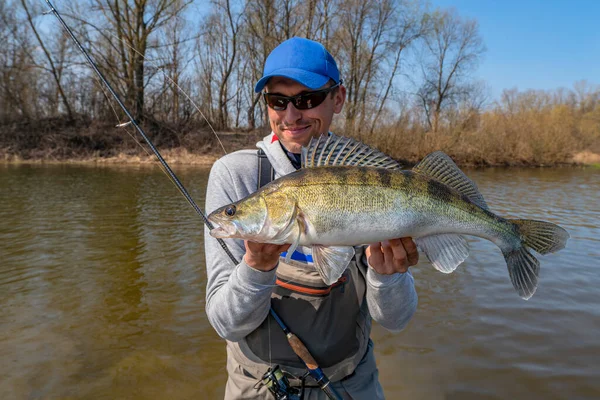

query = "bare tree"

[
  {"left": 215, "top": 0, "right": 242, "bottom": 129},
  {"left": 241, "top": 0, "right": 278, "bottom": 129},
  {"left": 337, "top": 0, "right": 404, "bottom": 134},
  {"left": 0, "top": 0, "right": 41, "bottom": 121},
  {"left": 147, "top": 15, "right": 194, "bottom": 123},
  {"left": 20, "top": 0, "right": 74, "bottom": 119},
  {"left": 416, "top": 8, "right": 485, "bottom": 132},
  {"left": 572, "top": 80, "right": 600, "bottom": 114},
  {"left": 90, "top": 0, "right": 190, "bottom": 121},
  {"left": 368, "top": 0, "right": 428, "bottom": 134}
]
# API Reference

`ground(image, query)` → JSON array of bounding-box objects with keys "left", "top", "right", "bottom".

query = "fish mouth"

[{"left": 209, "top": 222, "right": 237, "bottom": 238}]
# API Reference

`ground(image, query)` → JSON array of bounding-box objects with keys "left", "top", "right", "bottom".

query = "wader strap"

[{"left": 257, "top": 149, "right": 275, "bottom": 189}]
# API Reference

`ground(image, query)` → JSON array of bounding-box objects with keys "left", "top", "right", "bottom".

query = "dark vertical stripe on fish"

[
  {"left": 379, "top": 168, "right": 392, "bottom": 187},
  {"left": 427, "top": 178, "right": 453, "bottom": 204}
]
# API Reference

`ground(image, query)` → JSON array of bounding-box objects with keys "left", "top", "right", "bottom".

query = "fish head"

[
  {"left": 208, "top": 193, "right": 269, "bottom": 240},
  {"left": 208, "top": 190, "right": 299, "bottom": 243}
]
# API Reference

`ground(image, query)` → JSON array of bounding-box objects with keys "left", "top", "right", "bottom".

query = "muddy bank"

[
  {"left": 0, "top": 117, "right": 263, "bottom": 165},
  {"left": 2, "top": 117, "right": 599, "bottom": 167}
]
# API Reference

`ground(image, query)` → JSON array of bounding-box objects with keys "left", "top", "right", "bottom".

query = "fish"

[{"left": 208, "top": 134, "right": 569, "bottom": 299}]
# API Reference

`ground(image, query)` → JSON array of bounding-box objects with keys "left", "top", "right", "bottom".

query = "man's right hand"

[{"left": 243, "top": 241, "right": 291, "bottom": 271}]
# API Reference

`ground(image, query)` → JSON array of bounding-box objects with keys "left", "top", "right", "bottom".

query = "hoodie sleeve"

[
  {"left": 358, "top": 250, "right": 418, "bottom": 332},
  {"left": 204, "top": 155, "right": 277, "bottom": 342}
]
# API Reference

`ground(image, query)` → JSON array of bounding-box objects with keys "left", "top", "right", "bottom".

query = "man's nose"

[{"left": 282, "top": 102, "right": 302, "bottom": 122}]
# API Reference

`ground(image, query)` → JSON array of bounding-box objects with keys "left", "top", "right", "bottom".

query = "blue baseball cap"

[{"left": 254, "top": 37, "right": 340, "bottom": 93}]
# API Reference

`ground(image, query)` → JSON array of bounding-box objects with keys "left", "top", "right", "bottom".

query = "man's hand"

[
  {"left": 365, "top": 237, "right": 419, "bottom": 274},
  {"left": 243, "top": 241, "right": 291, "bottom": 272}
]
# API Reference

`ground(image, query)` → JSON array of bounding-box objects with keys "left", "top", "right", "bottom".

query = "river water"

[{"left": 0, "top": 163, "right": 598, "bottom": 399}]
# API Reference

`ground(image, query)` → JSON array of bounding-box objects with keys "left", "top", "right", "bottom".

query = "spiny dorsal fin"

[
  {"left": 413, "top": 151, "right": 489, "bottom": 210},
  {"left": 301, "top": 134, "right": 402, "bottom": 170}
]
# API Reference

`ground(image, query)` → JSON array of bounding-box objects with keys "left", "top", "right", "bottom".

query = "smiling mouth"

[{"left": 284, "top": 126, "right": 310, "bottom": 134}]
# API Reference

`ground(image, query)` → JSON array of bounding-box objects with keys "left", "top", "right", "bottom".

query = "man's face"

[{"left": 265, "top": 77, "right": 346, "bottom": 153}]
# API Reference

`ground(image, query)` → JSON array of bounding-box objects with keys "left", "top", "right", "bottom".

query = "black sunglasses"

[{"left": 263, "top": 81, "right": 342, "bottom": 111}]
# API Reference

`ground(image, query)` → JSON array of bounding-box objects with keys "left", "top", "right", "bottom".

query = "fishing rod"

[
  {"left": 42, "top": 0, "right": 236, "bottom": 264},
  {"left": 43, "top": 2, "right": 342, "bottom": 399}
]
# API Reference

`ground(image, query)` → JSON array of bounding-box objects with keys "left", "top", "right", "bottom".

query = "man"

[{"left": 204, "top": 37, "right": 418, "bottom": 399}]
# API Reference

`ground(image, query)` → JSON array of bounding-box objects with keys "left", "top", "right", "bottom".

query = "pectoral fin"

[
  {"left": 312, "top": 245, "right": 355, "bottom": 285},
  {"left": 285, "top": 221, "right": 302, "bottom": 263},
  {"left": 416, "top": 234, "right": 469, "bottom": 273}
]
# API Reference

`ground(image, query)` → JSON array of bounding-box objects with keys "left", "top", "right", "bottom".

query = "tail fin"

[
  {"left": 511, "top": 219, "right": 570, "bottom": 254},
  {"left": 502, "top": 246, "right": 540, "bottom": 300},
  {"left": 503, "top": 219, "right": 570, "bottom": 300}
]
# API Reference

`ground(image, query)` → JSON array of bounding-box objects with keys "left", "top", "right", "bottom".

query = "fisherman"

[{"left": 204, "top": 37, "right": 418, "bottom": 399}]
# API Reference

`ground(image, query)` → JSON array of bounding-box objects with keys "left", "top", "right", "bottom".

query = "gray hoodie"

[
  {"left": 203, "top": 133, "right": 418, "bottom": 396},
  {"left": 204, "top": 131, "right": 417, "bottom": 336}
]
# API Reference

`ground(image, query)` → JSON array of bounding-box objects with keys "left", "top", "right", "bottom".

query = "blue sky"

[{"left": 430, "top": 0, "right": 600, "bottom": 98}]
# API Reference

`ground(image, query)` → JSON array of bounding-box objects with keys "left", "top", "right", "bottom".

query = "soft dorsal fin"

[
  {"left": 413, "top": 151, "right": 489, "bottom": 210},
  {"left": 301, "top": 134, "right": 402, "bottom": 170}
]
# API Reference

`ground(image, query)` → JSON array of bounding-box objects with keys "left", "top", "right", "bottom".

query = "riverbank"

[
  {"left": 1, "top": 117, "right": 599, "bottom": 167},
  {"left": 3, "top": 148, "right": 599, "bottom": 168},
  {"left": 0, "top": 117, "right": 261, "bottom": 166},
  {"left": 1, "top": 148, "right": 219, "bottom": 166}
]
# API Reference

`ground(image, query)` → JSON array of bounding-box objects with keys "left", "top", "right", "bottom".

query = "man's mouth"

[{"left": 283, "top": 126, "right": 310, "bottom": 135}]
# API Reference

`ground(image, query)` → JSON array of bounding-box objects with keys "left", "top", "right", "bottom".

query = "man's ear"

[{"left": 333, "top": 85, "right": 346, "bottom": 114}]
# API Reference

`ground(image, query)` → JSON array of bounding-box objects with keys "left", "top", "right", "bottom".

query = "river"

[{"left": 0, "top": 163, "right": 598, "bottom": 399}]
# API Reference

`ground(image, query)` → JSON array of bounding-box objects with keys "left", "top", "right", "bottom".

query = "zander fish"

[{"left": 208, "top": 134, "right": 569, "bottom": 299}]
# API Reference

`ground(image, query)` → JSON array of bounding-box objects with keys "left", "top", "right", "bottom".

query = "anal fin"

[{"left": 416, "top": 234, "right": 469, "bottom": 273}]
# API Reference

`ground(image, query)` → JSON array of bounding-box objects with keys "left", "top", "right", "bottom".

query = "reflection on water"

[{"left": 1, "top": 164, "right": 599, "bottom": 399}]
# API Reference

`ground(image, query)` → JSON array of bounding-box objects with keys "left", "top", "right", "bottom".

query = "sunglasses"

[{"left": 263, "top": 81, "right": 342, "bottom": 111}]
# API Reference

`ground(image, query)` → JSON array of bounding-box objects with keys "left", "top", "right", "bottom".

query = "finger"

[
  {"left": 388, "top": 238, "right": 407, "bottom": 261},
  {"left": 366, "top": 243, "right": 385, "bottom": 268},
  {"left": 245, "top": 240, "right": 261, "bottom": 253},
  {"left": 245, "top": 241, "right": 289, "bottom": 256},
  {"left": 400, "top": 237, "right": 419, "bottom": 266},
  {"left": 265, "top": 243, "right": 291, "bottom": 255},
  {"left": 381, "top": 241, "right": 401, "bottom": 274},
  {"left": 278, "top": 243, "right": 292, "bottom": 253},
  {"left": 385, "top": 239, "right": 409, "bottom": 273}
]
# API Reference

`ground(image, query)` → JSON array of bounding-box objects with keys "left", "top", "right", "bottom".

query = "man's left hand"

[{"left": 365, "top": 237, "right": 419, "bottom": 274}]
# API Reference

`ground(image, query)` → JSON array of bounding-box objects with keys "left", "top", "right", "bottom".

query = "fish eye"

[{"left": 225, "top": 205, "right": 236, "bottom": 217}]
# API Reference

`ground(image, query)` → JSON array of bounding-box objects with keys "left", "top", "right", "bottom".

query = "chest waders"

[{"left": 256, "top": 150, "right": 342, "bottom": 400}]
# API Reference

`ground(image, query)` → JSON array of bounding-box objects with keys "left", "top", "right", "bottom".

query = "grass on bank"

[{"left": 356, "top": 104, "right": 600, "bottom": 167}]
